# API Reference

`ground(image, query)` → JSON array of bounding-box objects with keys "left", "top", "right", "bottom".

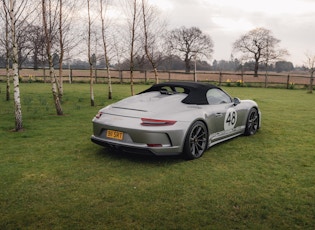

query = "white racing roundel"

[{"left": 224, "top": 108, "right": 237, "bottom": 131}]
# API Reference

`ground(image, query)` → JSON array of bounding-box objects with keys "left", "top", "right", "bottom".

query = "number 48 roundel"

[{"left": 224, "top": 108, "right": 237, "bottom": 131}]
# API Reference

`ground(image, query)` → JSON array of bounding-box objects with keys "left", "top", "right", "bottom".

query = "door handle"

[{"left": 215, "top": 113, "right": 222, "bottom": 117}]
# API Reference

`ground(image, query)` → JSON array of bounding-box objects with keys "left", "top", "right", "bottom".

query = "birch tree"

[
  {"left": 42, "top": 0, "right": 63, "bottom": 115},
  {"left": 99, "top": 0, "right": 112, "bottom": 99},
  {"left": 6, "top": 0, "right": 23, "bottom": 130},
  {"left": 141, "top": 0, "right": 165, "bottom": 84},
  {"left": 1, "top": 1, "right": 10, "bottom": 101},
  {"left": 58, "top": 0, "right": 64, "bottom": 99},
  {"left": 305, "top": 52, "right": 315, "bottom": 94},
  {"left": 132, "top": 1, "right": 137, "bottom": 95},
  {"left": 87, "top": 0, "right": 94, "bottom": 106},
  {"left": 124, "top": 0, "right": 140, "bottom": 95},
  {"left": 5, "top": 11, "right": 10, "bottom": 101},
  {"left": 57, "top": 0, "right": 77, "bottom": 100}
]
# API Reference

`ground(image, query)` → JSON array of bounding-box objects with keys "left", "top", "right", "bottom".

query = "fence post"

[
  {"left": 241, "top": 71, "right": 244, "bottom": 84},
  {"left": 120, "top": 70, "right": 123, "bottom": 84},
  {"left": 168, "top": 71, "right": 171, "bottom": 81},
  {"left": 219, "top": 72, "right": 222, "bottom": 86},
  {"left": 286, "top": 74, "right": 290, "bottom": 89},
  {"left": 145, "top": 70, "right": 147, "bottom": 83},
  {"left": 43, "top": 68, "right": 46, "bottom": 83},
  {"left": 194, "top": 69, "right": 197, "bottom": 82}
]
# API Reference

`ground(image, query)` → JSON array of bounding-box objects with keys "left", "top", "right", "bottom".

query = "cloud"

[{"left": 148, "top": 0, "right": 315, "bottom": 65}]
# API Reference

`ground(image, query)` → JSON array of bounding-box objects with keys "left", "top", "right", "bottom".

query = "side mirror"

[{"left": 233, "top": 97, "right": 240, "bottom": 106}]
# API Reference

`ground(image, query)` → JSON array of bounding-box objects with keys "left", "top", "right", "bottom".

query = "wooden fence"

[{"left": 0, "top": 68, "right": 312, "bottom": 89}]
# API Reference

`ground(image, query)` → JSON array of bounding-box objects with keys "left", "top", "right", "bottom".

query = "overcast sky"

[{"left": 148, "top": 0, "right": 315, "bottom": 66}]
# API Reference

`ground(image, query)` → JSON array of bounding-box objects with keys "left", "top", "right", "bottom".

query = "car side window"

[{"left": 206, "top": 88, "right": 232, "bottom": 105}]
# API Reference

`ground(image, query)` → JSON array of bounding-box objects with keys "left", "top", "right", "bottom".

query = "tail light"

[
  {"left": 95, "top": 112, "right": 103, "bottom": 119},
  {"left": 141, "top": 118, "right": 176, "bottom": 126}
]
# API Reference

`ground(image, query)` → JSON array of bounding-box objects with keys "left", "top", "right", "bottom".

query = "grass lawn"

[{"left": 0, "top": 82, "right": 314, "bottom": 229}]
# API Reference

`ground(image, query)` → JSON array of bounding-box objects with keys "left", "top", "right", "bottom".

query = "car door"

[{"left": 205, "top": 88, "right": 238, "bottom": 142}]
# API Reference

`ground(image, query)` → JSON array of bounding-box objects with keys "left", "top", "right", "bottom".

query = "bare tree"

[
  {"left": 16, "top": 23, "right": 34, "bottom": 68},
  {"left": 57, "top": 0, "right": 77, "bottom": 99},
  {"left": 129, "top": 0, "right": 138, "bottom": 95},
  {"left": 167, "top": 26, "right": 214, "bottom": 73},
  {"left": 141, "top": 0, "right": 165, "bottom": 83},
  {"left": 27, "top": 24, "right": 46, "bottom": 69},
  {"left": 5, "top": 0, "right": 23, "bottom": 131},
  {"left": 42, "top": 0, "right": 63, "bottom": 115},
  {"left": 305, "top": 52, "right": 315, "bottom": 94},
  {"left": 1, "top": 1, "right": 10, "bottom": 101},
  {"left": 120, "top": 0, "right": 141, "bottom": 95},
  {"left": 262, "top": 37, "right": 289, "bottom": 87},
  {"left": 112, "top": 32, "right": 126, "bottom": 75},
  {"left": 233, "top": 27, "right": 288, "bottom": 77},
  {"left": 1, "top": 0, "right": 37, "bottom": 100},
  {"left": 58, "top": 0, "right": 64, "bottom": 98},
  {"left": 99, "top": 0, "right": 112, "bottom": 99},
  {"left": 87, "top": 0, "right": 95, "bottom": 106},
  {"left": 7, "top": 1, "right": 40, "bottom": 69}
]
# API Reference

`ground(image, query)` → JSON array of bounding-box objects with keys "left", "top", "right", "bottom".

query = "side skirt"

[{"left": 207, "top": 128, "right": 245, "bottom": 148}]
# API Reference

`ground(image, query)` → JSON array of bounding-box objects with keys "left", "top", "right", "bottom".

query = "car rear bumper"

[{"left": 91, "top": 135, "right": 183, "bottom": 156}]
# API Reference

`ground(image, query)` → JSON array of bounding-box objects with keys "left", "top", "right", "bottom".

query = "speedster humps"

[{"left": 91, "top": 82, "right": 261, "bottom": 160}]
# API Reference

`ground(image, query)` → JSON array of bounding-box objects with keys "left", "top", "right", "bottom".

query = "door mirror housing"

[{"left": 233, "top": 97, "right": 240, "bottom": 106}]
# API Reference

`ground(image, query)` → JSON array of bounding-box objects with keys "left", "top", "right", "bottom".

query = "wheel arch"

[
  {"left": 182, "top": 118, "right": 209, "bottom": 160},
  {"left": 253, "top": 106, "right": 261, "bottom": 129},
  {"left": 187, "top": 118, "right": 209, "bottom": 134},
  {"left": 244, "top": 106, "right": 261, "bottom": 129}
]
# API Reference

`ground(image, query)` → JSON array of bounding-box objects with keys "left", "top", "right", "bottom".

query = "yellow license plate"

[{"left": 106, "top": 130, "right": 124, "bottom": 140}]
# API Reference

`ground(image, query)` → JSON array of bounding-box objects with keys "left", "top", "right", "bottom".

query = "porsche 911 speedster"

[{"left": 91, "top": 82, "right": 261, "bottom": 160}]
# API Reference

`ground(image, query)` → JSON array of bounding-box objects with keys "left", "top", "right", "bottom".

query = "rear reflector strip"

[
  {"left": 147, "top": 144, "right": 163, "bottom": 147},
  {"left": 141, "top": 118, "right": 177, "bottom": 126}
]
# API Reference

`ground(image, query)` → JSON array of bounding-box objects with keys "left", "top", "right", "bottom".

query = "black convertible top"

[{"left": 139, "top": 81, "right": 220, "bottom": 105}]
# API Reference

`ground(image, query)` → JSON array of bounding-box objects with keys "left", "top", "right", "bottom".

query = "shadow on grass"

[{"left": 95, "top": 147, "right": 185, "bottom": 165}]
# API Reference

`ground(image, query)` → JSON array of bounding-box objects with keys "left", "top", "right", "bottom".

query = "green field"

[{"left": 0, "top": 83, "right": 314, "bottom": 229}]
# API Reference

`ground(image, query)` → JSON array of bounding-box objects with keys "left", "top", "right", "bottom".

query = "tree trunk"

[
  {"left": 254, "top": 60, "right": 259, "bottom": 77},
  {"left": 58, "top": 0, "right": 64, "bottom": 100},
  {"left": 87, "top": 0, "right": 95, "bottom": 106},
  {"left": 107, "top": 67, "right": 112, "bottom": 99},
  {"left": 129, "top": 0, "right": 136, "bottom": 96},
  {"left": 99, "top": 0, "right": 113, "bottom": 99},
  {"left": 6, "top": 66, "right": 10, "bottom": 101},
  {"left": 264, "top": 63, "right": 268, "bottom": 88},
  {"left": 49, "top": 59, "right": 63, "bottom": 115},
  {"left": 142, "top": 0, "right": 159, "bottom": 84},
  {"left": 153, "top": 67, "right": 159, "bottom": 84},
  {"left": 4, "top": 6, "right": 10, "bottom": 101},
  {"left": 309, "top": 72, "right": 314, "bottom": 94},
  {"left": 33, "top": 45, "right": 39, "bottom": 70},
  {"left": 89, "top": 65, "right": 95, "bottom": 106},
  {"left": 185, "top": 56, "right": 191, "bottom": 73},
  {"left": 42, "top": 0, "right": 63, "bottom": 115},
  {"left": 9, "top": 0, "right": 23, "bottom": 131},
  {"left": 12, "top": 62, "right": 23, "bottom": 131},
  {"left": 130, "top": 67, "right": 134, "bottom": 96}
]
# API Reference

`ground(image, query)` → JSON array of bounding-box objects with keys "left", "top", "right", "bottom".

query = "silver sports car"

[{"left": 91, "top": 82, "right": 261, "bottom": 160}]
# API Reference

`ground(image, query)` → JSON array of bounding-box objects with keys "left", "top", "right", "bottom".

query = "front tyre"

[
  {"left": 183, "top": 121, "right": 208, "bottom": 160},
  {"left": 244, "top": 108, "right": 259, "bottom": 136}
]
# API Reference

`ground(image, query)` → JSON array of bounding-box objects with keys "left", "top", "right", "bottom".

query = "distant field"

[
  {"left": 0, "top": 83, "right": 314, "bottom": 229},
  {"left": 0, "top": 68, "right": 311, "bottom": 88}
]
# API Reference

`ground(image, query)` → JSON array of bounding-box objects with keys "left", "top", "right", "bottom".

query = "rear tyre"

[
  {"left": 244, "top": 108, "right": 259, "bottom": 136},
  {"left": 183, "top": 121, "right": 208, "bottom": 160}
]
